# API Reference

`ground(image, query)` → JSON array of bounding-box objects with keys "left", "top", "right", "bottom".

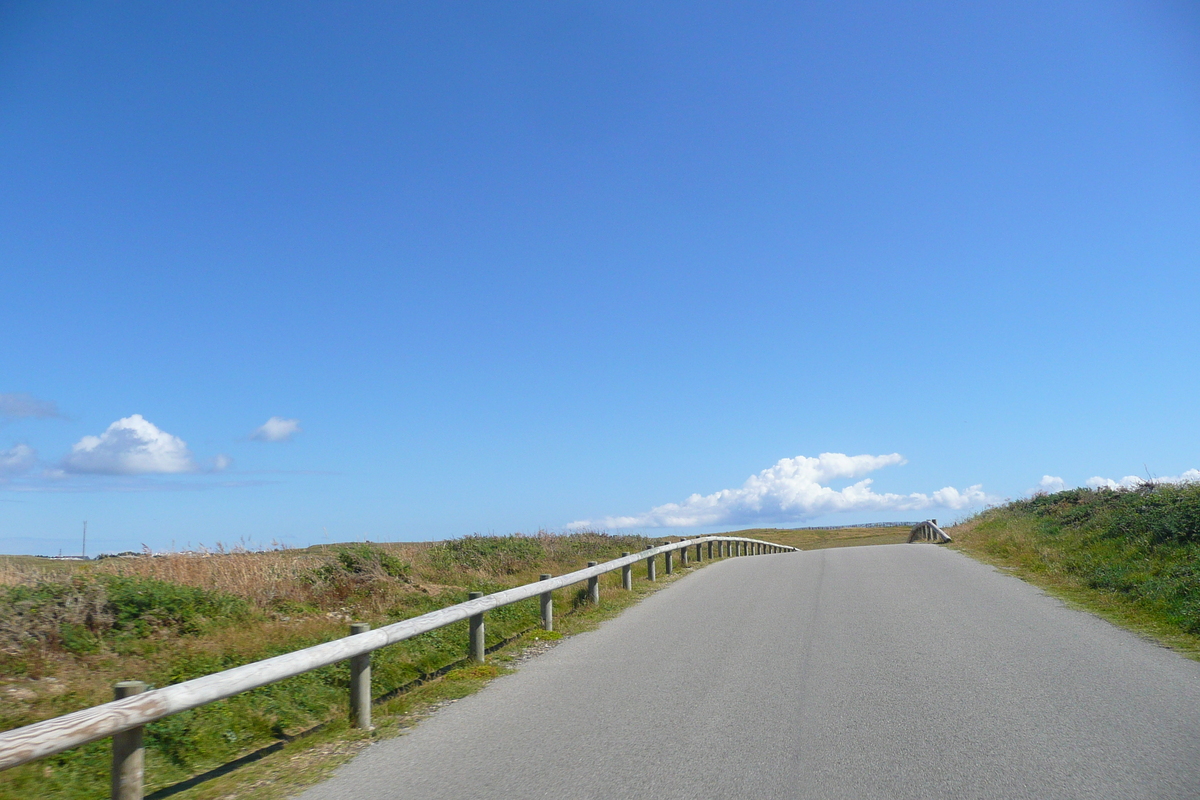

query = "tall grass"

[
  {"left": 0, "top": 532, "right": 651, "bottom": 800},
  {"left": 952, "top": 481, "right": 1200, "bottom": 642}
]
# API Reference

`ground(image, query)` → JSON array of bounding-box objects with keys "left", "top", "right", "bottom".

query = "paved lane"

[{"left": 296, "top": 545, "right": 1200, "bottom": 799}]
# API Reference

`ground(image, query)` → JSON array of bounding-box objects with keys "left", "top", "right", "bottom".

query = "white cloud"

[
  {"left": 1086, "top": 475, "right": 1140, "bottom": 490},
  {"left": 251, "top": 417, "right": 301, "bottom": 442},
  {"left": 1034, "top": 475, "right": 1066, "bottom": 494},
  {"left": 1085, "top": 469, "right": 1200, "bottom": 490},
  {"left": 63, "top": 414, "right": 196, "bottom": 475},
  {"left": 211, "top": 454, "right": 233, "bottom": 472},
  {"left": 0, "top": 444, "right": 36, "bottom": 476},
  {"left": 0, "top": 393, "right": 63, "bottom": 420},
  {"left": 568, "top": 453, "right": 993, "bottom": 529}
]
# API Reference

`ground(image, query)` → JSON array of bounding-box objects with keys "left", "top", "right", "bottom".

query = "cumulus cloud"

[
  {"left": 0, "top": 393, "right": 63, "bottom": 420},
  {"left": 1085, "top": 469, "right": 1200, "bottom": 490},
  {"left": 63, "top": 414, "right": 196, "bottom": 475},
  {"left": 0, "top": 444, "right": 37, "bottom": 476},
  {"left": 1034, "top": 475, "right": 1066, "bottom": 494},
  {"left": 568, "top": 453, "right": 992, "bottom": 529},
  {"left": 251, "top": 417, "right": 301, "bottom": 442}
]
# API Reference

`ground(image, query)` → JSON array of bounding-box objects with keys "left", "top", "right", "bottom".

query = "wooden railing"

[
  {"left": 0, "top": 535, "right": 795, "bottom": 799},
  {"left": 908, "top": 519, "right": 952, "bottom": 543}
]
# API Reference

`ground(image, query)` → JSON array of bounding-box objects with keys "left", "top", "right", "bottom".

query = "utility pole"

[{"left": 81, "top": 521, "right": 87, "bottom": 559}]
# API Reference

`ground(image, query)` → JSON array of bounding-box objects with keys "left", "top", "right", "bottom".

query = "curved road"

[{"left": 297, "top": 545, "right": 1200, "bottom": 799}]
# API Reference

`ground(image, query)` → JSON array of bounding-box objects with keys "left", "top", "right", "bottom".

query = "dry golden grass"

[
  {"left": 1, "top": 528, "right": 906, "bottom": 800},
  {"left": 0, "top": 556, "right": 73, "bottom": 587},
  {"left": 1, "top": 527, "right": 905, "bottom": 609},
  {"left": 722, "top": 525, "right": 911, "bottom": 550},
  {"left": 91, "top": 552, "right": 325, "bottom": 607}
]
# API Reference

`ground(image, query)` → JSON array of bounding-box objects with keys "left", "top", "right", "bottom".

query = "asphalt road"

[{"left": 296, "top": 545, "right": 1200, "bottom": 799}]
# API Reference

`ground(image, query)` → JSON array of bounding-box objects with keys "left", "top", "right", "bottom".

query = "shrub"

[
  {"left": 429, "top": 535, "right": 547, "bottom": 575},
  {"left": 308, "top": 544, "right": 411, "bottom": 586},
  {"left": 0, "top": 574, "right": 251, "bottom": 658}
]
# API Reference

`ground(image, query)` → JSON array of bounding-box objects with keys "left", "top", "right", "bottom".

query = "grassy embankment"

[
  {"left": 0, "top": 533, "right": 656, "bottom": 800},
  {"left": 949, "top": 482, "right": 1200, "bottom": 658},
  {"left": 0, "top": 526, "right": 906, "bottom": 800}
]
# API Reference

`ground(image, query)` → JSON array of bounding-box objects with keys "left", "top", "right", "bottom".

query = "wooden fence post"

[
  {"left": 349, "top": 623, "right": 372, "bottom": 729},
  {"left": 665, "top": 549, "right": 674, "bottom": 575},
  {"left": 646, "top": 546, "right": 656, "bottom": 581},
  {"left": 111, "top": 681, "right": 146, "bottom": 800},
  {"left": 539, "top": 574, "right": 553, "bottom": 631},
  {"left": 621, "top": 554, "right": 632, "bottom": 590},
  {"left": 681, "top": 546, "right": 689, "bottom": 567},
  {"left": 587, "top": 562, "right": 600, "bottom": 604},
  {"left": 468, "top": 592, "right": 485, "bottom": 663}
]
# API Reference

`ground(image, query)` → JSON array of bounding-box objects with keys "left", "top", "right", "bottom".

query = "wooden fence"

[
  {"left": 907, "top": 520, "right": 952, "bottom": 543},
  {"left": 0, "top": 535, "right": 794, "bottom": 799}
]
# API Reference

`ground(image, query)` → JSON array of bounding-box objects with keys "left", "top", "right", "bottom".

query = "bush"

[
  {"left": 429, "top": 535, "right": 547, "bottom": 575},
  {"left": 0, "top": 578, "right": 111, "bottom": 656},
  {"left": 307, "top": 544, "right": 411, "bottom": 588},
  {"left": 102, "top": 575, "right": 251, "bottom": 637},
  {"left": 0, "top": 575, "right": 251, "bottom": 657}
]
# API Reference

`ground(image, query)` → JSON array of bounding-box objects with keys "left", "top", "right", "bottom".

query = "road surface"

[{"left": 296, "top": 544, "right": 1200, "bottom": 799}]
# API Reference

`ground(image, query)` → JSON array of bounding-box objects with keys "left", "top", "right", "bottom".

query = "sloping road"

[{"left": 296, "top": 545, "right": 1200, "bottom": 799}]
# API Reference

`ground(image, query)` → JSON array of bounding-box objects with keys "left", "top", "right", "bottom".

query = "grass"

[
  {"left": 722, "top": 525, "right": 911, "bottom": 550},
  {"left": 0, "top": 526, "right": 906, "bottom": 799},
  {"left": 0, "top": 531, "right": 714, "bottom": 799},
  {"left": 139, "top": 570, "right": 692, "bottom": 800},
  {"left": 950, "top": 482, "right": 1200, "bottom": 659}
]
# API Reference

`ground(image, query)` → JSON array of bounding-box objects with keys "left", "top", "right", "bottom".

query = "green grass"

[
  {"left": 951, "top": 482, "right": 1200, "bottom": 658},
  {"left": 0, "top": 534, "right": 681, "bottom": 800},
  {"left": 0, "top": 527, "right": 905, "bottom": 800}
]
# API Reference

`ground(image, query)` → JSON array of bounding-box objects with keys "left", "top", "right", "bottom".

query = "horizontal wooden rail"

[
  {"left": 907, "top": 520, "right": 951, "bottom": 543},
  {"left": 0, "top": 535, "right": 794, "bottom": 792}
]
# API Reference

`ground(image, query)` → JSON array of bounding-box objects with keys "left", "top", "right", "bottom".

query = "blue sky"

[{"left": 2, "top": 1, "right": 1198, "bottom": 555}]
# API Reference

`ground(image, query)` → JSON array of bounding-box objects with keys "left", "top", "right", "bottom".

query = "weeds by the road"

[
  {"left": 0, "top": 531, "right": 719, "bottom": 800},
  {"left": 951, "top": 482, "right": 1200, "bottom": 659},
  {"left": 0, "top": 526, "right": 906, "bottom": 799}
]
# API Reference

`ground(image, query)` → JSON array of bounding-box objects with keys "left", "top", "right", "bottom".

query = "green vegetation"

[
  {"left": 951, "top": 481, "right": 1200, "bottom": 657},
  {"left": 0, "top": 533, "right": 652, "bottom": 799},
  {"left": 0, "top": 526, "right": 907, "bottom": 799}
]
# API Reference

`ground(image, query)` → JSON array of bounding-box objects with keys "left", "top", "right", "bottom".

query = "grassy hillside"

[{"left": 951, "top": 482, "right": 1200, "bottom": 658}]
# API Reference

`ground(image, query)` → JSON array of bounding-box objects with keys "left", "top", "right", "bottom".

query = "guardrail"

[
  {"left": 0, "top": 534, "right": 795, "bottom": 799},
  {"left": 908, "top": 519, "right": 951, "bottom": 543}
]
